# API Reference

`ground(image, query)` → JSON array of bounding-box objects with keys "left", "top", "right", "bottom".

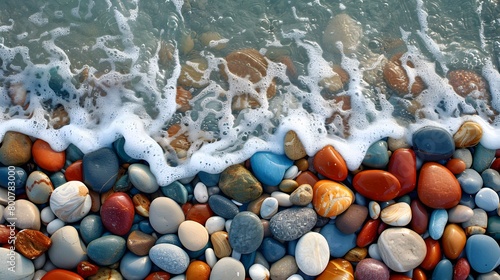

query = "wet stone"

[
  {"left": 442, "top": 224, "right": 466, "bottom": 260},
  {"left": 208, "top": 194, "right": 239, "bottom": 219},
  {"left": 362, "top": 140, "right": 389, "bottom": 168},
  {"left": 313, "top": 180, "right": 354, "bottom": 217},
  {"left": 354, "top": 258, "right": 389, "bottom": 280},
  {"left": 210, "top": 257, "right": 245, "bottom": 280},
  {"left": 127, "top": 230, "right": 156, "bottom": 256},
  {"left": 79, "top": 214, "right": 104, "bottom": 245},
  {"left": 228, "top": 211, "right": 264, "bottom": 254},
  {"left": 388, "top": 148, "right": 417, "bottom": 196},
  {"left": 269, "top": 207, "right": 317, "bottom": 241},
  {"left": 448, "top": 204, "right": 474, "bottom": 223},
  {"left": 317, "top": 258, "right": 354, "bottom": 280},
  {"left": 48, "top": 226, "right": 88, "bottom": 269},
  {"left": 472, "top": 143, "right": 496, "bottom": 173},
  {"left": 83, "top": 147, "right": 119, "bottom": 193},
  {"left": 418, "top": 162, "right": 461, "bottom": 209},
  {"left": 100, "top": 192, "right": 135, "bottom": 236},
  {"left": 50, "top": 180, "right": 91, "bottom": 223},
  {"left": 453, "top": 121, "right": 483, "bottom": 148},
  {"left": 353, "top": 170, "right": 401, "bottom": 202},
  {"left": 284, "top": 130, "right": 307, "bottom": 160},
  {"left": 32, "top": 139, "right": 65, "bottom": 172},
  {"left": 380, "top": 202, "right": 411, "bottom": 226},
  {"left": 26, "top": 170, "right": 53, "bottom": 204},
  {"left": 149, "top": 243, "right": 190, "bottom": 275},
  {"left": 320, "top": 224, "right": 356, "bottom": 258},
  {"left": 261, "top": 237, "right": 286, "bottom": 263},
  {"left": 289, "top": 184, "right": 313, "bottom": 206},
  {"left": 313, "top": 145, "right": 348, "bottom": 181},
  {"left": 465, "top": 234, "right": 500, "bottom": 273},
  {"left": 481, "top": 169, "right": 500, "bottom": 191},
  {"left": 0, "top": 166, "right": 27, "bottom": 194},
  {"left": 454, "top": 148, "right": 473, "bottom": 169},
  {"left": 432, "top": 259, "right": 453, "bottom": 280},
  {"left": 16, "top": 229, "right": 52, "bottom": 259},
  {"left": 260, "top": 197, "right": 279, "bottom": 219},
  {"left": 128, "top": 163, "right": 159, "bottom": 194},
  {"left": 295, "top": 232, "right": 330, "bottom": 276},
  {"left": 0, "top": 131, "right": 32, "bottom": 166},
  {"left": 160, "top": 180, "right": 188, "bottom": 204},
  {"left": 429, "top": 209, "right": 448, "bottom": 240},
  {"left": 218, "top": 164, "right": 263, "bottom": 203},
  {"left": 457, "top": 168, "right": 483, "bottom": 194},
  {"left": 412, "top": 126, "right": 455, "bottom": 161},
  {"left": 410, "top": 199, "right": 429, "bottom": 234},
  {"left": 120, "top": 252, "right": 152, "bottom": 280},
  {"left": 475, "top": 187, "right": 499, "bottom": 212},
  {"left": 250, "top": 152, "right": 294, "bottom": 186},
  {"left": 87, "top": 235, "right": 126, "bottom": 266}
]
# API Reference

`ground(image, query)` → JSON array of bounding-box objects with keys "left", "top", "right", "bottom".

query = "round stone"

[
  {"left": 218, "top": 164, "right": 263, "bottom": 203},
  {"left": 454, "top": 149, "right": 473, "bottom": 168},
  {"left": 457, "top": 169, "right": 483, "bottom": 194},
  {"left": 453, "top": 258, "right": 471, "bottom": 280},
  {"left": 453, "top": 121, "right": 483, "bottom": 148},
  {"left": 120, "top": 252, "right": 152, "bottom": 280},
  {"left": 354, "top": 258, "right": 390, "bottom": 280},
  {"left": 377, "top": 227, "right": 426, "bottom": 272},
  {"left": 249, "top": 263, "right": 270, "bottom": 280},
  {"left": 432, "top": 259, "right": 453, "bottom": 280},
  {"left": 32, "top": 139, "right": 65, "bottom": 172},
  {"left": 250, "top": 152, "right": 294, "bottom": 186},
  {"left": 353, "top": 170, "right": 401, "bottom": 202},
  {"left": 446, "top": 158, "right": 467, "bottom": 175},
  {"left": 475, "top": 187, "right": 499, "bottom": 212},
  {"left": 48, "top": 226, "right": 87, "bottom": 269},
  {"left": 447, "top": 205, "right": 474, "bottom": 223},
  {"left": 185, "top": 203, "right": 214, "bottom": 225},
  {"left": 228, "top": 211, "right": 263, "bottom": 254},
  {"left": 100, "top": 192, "right": 135, "bottom": 236},
  {"left": 160, "top": 180, "right": 188, "bottom": 205},
  {"left": 313, "top": 145, "right": 348, "bottom": 181},
  {"left": 412, "top": 126, "right": 455, "bottom": 161},
  {"left": 50, "top": 181, "right": 92, "bottom": 223},
  {"left": 313, "top": 180, "right": 354, "bottom": 217},
  {"left": 186, "top": 260, "right": 211, "bottom": 280},
  {"left": 380, "top": 202, "right": 411, "bottom": 226},
  {"left": 82, "top": 147, "right": 119, "bottom": 193},
  {"left": 289, "top": 184, "right": 313, "bottom": 206},
  {"left": 210, "top": 257, "right": 245, "bottom": 280},
  {"left": 465, "top": 235, "right": 500, "bottom": 273},
  {"left": 79, "top": 214, "right": 104, "bottom": 245},
  {"left": 5, "top": 199, "right": 41, "bottom": 230},
  {"left": 128, "top": 163, "right": 159, "bottom": 194},
  {"left": 178, "top": 220, "right": 209, "bottom": 251},
  {"left": 269, "top": 207, "right": 317, "bottom": 241},
  {"left": 87, "top": 235, "right": 126, "bottom": 266},
  {"left": 269, "top": 255, "right": 298, "bottom": 280},
  {"left": 149, "top": 196, "right": 185, "bottom": 234},
  {"left": 295, "top": 232, "right": 330, "bottom": 276},
  {"left": 149, "top": 243, "right": 190, "bottom": 274},
  {"left": 418, "top": 162, "right": 461, "bottom": 209},
  {"left": 284, "top": 130, "right": 307, "bottom": 160},
  {"left": 0, "top": 131, "right": 32, "bottom": 166},
  {"left": 336, "top": 204, "right": 368, "bottom": 234},
  {"left": 205, "top": 216, "right": 226, "bottom": 234}
]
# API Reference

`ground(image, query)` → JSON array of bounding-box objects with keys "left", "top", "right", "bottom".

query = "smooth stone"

[
  {"left": 388, "top": 148, "right": 417, "bottom": 196},
  {"left": 271, "top": 191, "right": 293, "bottom": 207},
  {"left": 353, "top": 170, "right": 401, "bottom": 202},
  {"left": 475, "top": 187, "right": 500, "bottom": 212},
  {"left": 160, "top": 181, "right": 188, "bottom": 204},
  {"left": 454, "top": 121, "right": 483, "bottom": 147},
  {"left": 210, "top": 257, "right": 245, "bottom": 280},
  {"left": 205, "top": 216, "right": 226, "bottom": 234},
  {"left": 442, "top": 224, "right": 466, "bottom": 259},
  {"left": 40, "top": 207, "right": 56, "bottom": 225},
  {"left": 410, "top": 199, "right": 428, "bottom": 234},
  {"left": 454, "top": 148, "right": 473, "bottom": 168},
  {"left": 418, "top": 162, "right": 461, "bottom": 209},
  {"left": 211, "top": 231, "right": 232, "bottom": 258},
  {"left": 362, "top": 140, "right": 389, "bottom": 168},
  {"left": 250, "top": 152, "right": 293, "bottom": 186},
  {"left": 429, "top": 209, "right": 448, "bottom": 240},
  {"left": 112, "top": 137, "right": 137, "bottom": 164},
  {"left": 284, "top": 165, "right": 299, "bottom": 179},
  {"left": 317, "top": 258, "right": 354, "bottom": 280},
  {"left": 289, "top": 184, "right": 313, "bottom": 206},
  {"left": 368, "top": 201, "right": 381, "bottom": 219},
  {"left": 320, "top": 224, "right": 356, "bottom": 258},
  {"left": 229, "top": 211, "right": 264, "bottom": 254},
  {"left": 205, "top": 248, "right": 217, "bottom": 268},
  {"left": 260, "top": 197, "right": 279, "bottom": 219},
  {"left": 354, "top": 258, "right": 389, "bottom": 280},
  {"left": 46, "top": 219, "right": 65, "bottom": 235},
  {"left": 295, "top": 171, "right": 319, "bottom": 186},
  {"left": 50, "top": 181, "right": 91, "bottom": 223},
  {"left": 421, "top": 238, "right": 442, "bottom": 271},
  {"left": 65, "top": 144, "right": 84, "bottom": 162},
  {"left": 0, "top": 166, "right": 27, "bottom": 194},
  {"left": 208, "top": 194, "right": 239, "bottom": 219},
  {"left": 149, "top": 196, "right": 185, "bottom": 234},
  {"left": 32, "top": 139, "right": 65, "bottom": 172},
  {"left": 368, "top": 244, "right": 382, "bottom": 261},
  {"left": 128, "top": 163, "right": 159, "bottom": 194},
  {"left": 460, "top": 193, "right": 476, "bottom": 209},
  {"left": 336, "top": 204, "right": 368, "bottom": 234},
  {"left": 279, "top": 179, "right": 299, "bottom": 193},
  {"left": 5, "top": 199, "right": 41, "bottom": 230},
  {"left": 16, "top": 229, "right": 52, "bottom": 259},
  {"left": 0, "top": 131, "right": 32, "bottom": 166},
  {"left": 466, "top": 235, "right": 500, "bottom": 273},
  {"left": 380, "top": 202, "right": 412, "bottom": 226},
  {"left": 453, "top": 258, "right": 471, "bottom": 280},
  {"left": 482, "top": 169, "right": 500, "bottom": 191},
  {"left": 448, "top": 205, "right": 474, "bottom": 223},
  {"left": 26, "top": 171, "right": 54, "bottom": 204},
  {"left": 412, "top": 126, "right": 455, "bottom": 161},
  {"left": 119, "top": 252, "right": 152, "bottom": 280},
  {"left": 247, "top": 194, "right": 269, "bottom": 216},
  {"left": 270, "top": 207, "right": 317, "bottom": 241},
  {"left": 477, "top": 271, "right": 500, "bottom": 280},
  {"left": 446, "top": 158, "right": 467, "bottom": 174},
  {"left": 295, "top": 232, "right": 329, "bottom": 276},
  {"left": 87, "top": 235, "right": 126, "bottom": 266},
  {"left": 186, "top": 203, "right": 214, "bottom": 226},
  {"left": 344, "top": 247, "right": 368, "bottom": 262},
  {"left": 249, "top": 263, "right": 270, "bottom": 280},
  {"left": 261, "top": 237, "right": 286, "bottom": 263},
  {"left": 65, "top": 160, "right": 83, "bottom": 182},
  {"left": 457, "top": 169, "right": 483, "bottom": 194},
  {"left": 149, "top": 243, "right": 189, "bottom": 274},
  {"left": 388, "top": 137, "right": 411, "bottom": 151},
  {"left": 198, "top": 171, "right": 220, "bottom": 187},
  {"left": 432, "top": 259, "right": 453, "bottom": 280},
  {"left": 313, "top": 145, "right": 348, "bottom": 181},
  {"left": 269, "top": 255, "right": 298, "bottom": 280},
  {"left": 82, "top": 147, "right": 119, "bottom": 193},
  {"left": 473, "top": 143, "right": 496, "bottom": 173},
  {"left": 194, "top": 182, "right": 209, "bottom": 203},
  {"left": 178, "top": 220, "right": 209, "bottom": 251},
  {"left": 313, "top": 180, "right": 354, "bottom": 217},
  {"left": 49, "top": 172, "right": 66, "bottom": 188},
  {"left": 79, "top": 215, "right": 103, "bottom": 245},
  {"left": 127, "top": 230, "right": 156, "bottom": 256},
  {"left": 88, "top": 268, "right": 122, "bottom": 280},
  {"left": 487, "top": 216, "right": 500, "bottom": 240},
  {"left": 284, "top": 130, "right": 307, "bottom": 160},
  {"left": 132, "top": 193, "right": 150, "bottom": 217},
  {"left": 463, "top": 208, "right": 488, "bottom": 230},
  {"left": 377, "top": 228, "right": 426, "bottom": 272},
  {"left": 41, "top": 269, "right": 84, "bottom": 280},
  {"left": 356, "top": 219, "right": 380, "bottom": 248},
  {"left": 48, "top": 226, "right": 87, "bottom": 269},
  {"left": 218, "top": 164, "right": 263, "bottom": 203},
  {"left": 100, "top": 192, "right": 134, "bottom": 236}
]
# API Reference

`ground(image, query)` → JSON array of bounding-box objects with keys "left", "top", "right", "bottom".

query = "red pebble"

[
  {"left": 41, "top": 269, "right": 84, "bottom": 280},
  {"left": 32, "top": 139, "right": 65, "bottom": 172},
  {"left": 186, "top": 203, "right": 214, "bottom": 225},
  {"left": 446, "top": 158, "right": 466, "bottom": 175},
  {"left": 0, "top": 225, "right": 13, "bottom": 244},
  {"left": 410, "top": 199, "right": 429, "bottom": 234},
  {"left": 65, "top": 160, "right": 83, "bottom": 181},
  {"left": 388, "top": 148, "right": 417, "bottom": 196},
  {"left": 77, "top": 261, "right": 99, "bottom": 278},
  {"left": 490, "top": 158, "right": 500, "bottom": 172},
  {"left": 100, "top": 192, "right": 135, "bottom": 236},
  {"left": 182, "top": 202, "right": 193, "bottom": 216},
  {"left": 413, "top": 268, "right": 428, "bottom": 280},
  {"left": 420, "top": 238, "right": 441, "bottom": 271},
  {"left": 295, "top": 171, "right": 319, "bottom": 186},
  {"left": 353, "top": 170, "right": 401, "bottom": 201},
  {"left": 313, "top": 145, "right": 348, "bottom": 181},
  {"left": 390, "top": 274, "right": 412, "bottom": 280},
  {"left": 453, "top": 258, "right": 471, "bottom": 280},
  {"left": 417, "top": 162, "right": 461, "bottom": 209},
  {"left": 356, "top": 219, "right": 381, "bottom": 248},
  {"left": 145, "top": 271, "right": 171, "bottom": 280}
]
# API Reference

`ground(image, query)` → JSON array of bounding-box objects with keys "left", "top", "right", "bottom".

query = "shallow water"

[{"left": 1, "top": 0, "right": 500, "bottom": 185}]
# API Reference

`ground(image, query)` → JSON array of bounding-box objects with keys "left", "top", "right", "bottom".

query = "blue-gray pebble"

[
  {"left": 412, "top": 126, "right": 454, "bottom": 161},
  {"left": 161, "top": 181, "right": 188, "bottom": 204},
  {"left": 79, "top": 214, "right": 104, "bottom": 244},
  {"left": 320, "top": 223, "right": 356, "bottom": 258},
  {"left": 0, "top": 167, "right": 27, "bottom": 194},
  {"left": 129, "top": 163, "right": 159, "bottom": 194},
  {"left": 457, "top": 169, "right": 483, "bottom": 194},
  {"left": 481, "top": 169, "right": 500, "bottom": 192},
  {"left": 429, "top": 209, "right": 448, "bottom": 240},
  {"left": 250, "top": 152, "right": 293, "bottom": 186},
  {"left": 149, "top": 243, "right": 190, "bottom": 274},
  {"left": 270, "top": 207, "right": 317, "bottom": 241},
  {"left": 83, "top": 147, "right": 119, "bottom": 193},
  {"left": 260, "top": 237, "right": 286, "bottom": 263},
  {"left": 432, "top": 259, "right": 453, "bottom": 280},
  {"left": 229, "top": 211, "right": 264, "bottom": 254},
  {"left": 87, "top": 235, "right": 126, "bottom": 266},
  {"left": 120, "top": 252, "right": 152, "bottom": 280},
  {"left": 362, "top": 140, "right": 390, "bottom": 168},
  {"left": 208, "top": 194, "right": 239, "bottom": 219},
  {"left": 466, "top": 235, "right": 500, "bottom": 273},
  {"left": 472, "top": 143, "right": 496, "bottom": 173}
]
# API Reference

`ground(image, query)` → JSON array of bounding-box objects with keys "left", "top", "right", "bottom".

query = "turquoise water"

[{"left": 1, "top": 0, "right": 500, "bottom": 185}]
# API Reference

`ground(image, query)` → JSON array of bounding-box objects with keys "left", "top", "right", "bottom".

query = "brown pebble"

[
  {"left": 0, "top": 131, "right": 32, "bottom": 166},
  {"left": 453, "top": 121, "right": 483, "bottom": 148},
  {"left": 126, "top": 230, "right": 156, "bottom": 256},
  {"left": 132, "top": 193, "right": 150, "bottom": 217},
  {"left": 211, "top": 231, "right": 232, "bottom": 258},
  {"left": 279, "top": 179, "right": 299, "bottom": 193},
  {"left": 89, "top": 190, "right": 101, "bottom": 213},
  {"left": 31, "top": 139, "right": 65, "bottom": 172},
  {"left": 270, "top": 255, "right": 299, "bottom": 280},
  {"left": 289, "top": 184, "right": 313, "bottom": 206},
  {"left": 335, "top": 204, "right": 368, "bottom": 234},
  {"left": 247, "top": 194, "right": 270, "bottom": 215},
  {"left": 16, "top": 229, "right": 52, "bottom": 259},
  {"left": 344, "top": 247, "right": 368, "bottom": 262},
  {"left": 295, "top": 158, "right": 309, "bottom": 171},
  {"left": 284, "top": 130, "right": 307, "bottom": 160}
]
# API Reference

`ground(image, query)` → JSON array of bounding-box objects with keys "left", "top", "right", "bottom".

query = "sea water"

[{"left": 0, "top": 0, "right": 499, "bottom": 185}]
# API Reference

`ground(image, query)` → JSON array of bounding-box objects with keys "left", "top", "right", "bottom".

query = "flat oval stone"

[
  {"left": 16, "top": 229, "right": 52, "bottom": 259},
  {"left": 120, "top": 252, "right": 152, "bottom": 280},
  {"left": 269, "top": 255, "right": 298, "bottom": 280},
  {"left": 418, "top": 162, "right": 461, "bottom": 209},
  {"left": 377, "top": 228, "right": 426, "bottom": 272},
  {"left": 313, "top": 145, "right": 348, "bottom": 181},
  {"left": 79, "top": 215, "right": 103, "bottom": 245},
  {"left": 481, "top": 169, "right": 500, "bottom": 191},
  {"left": 321, "top": 224, "right": 356, "bottom": 258},
  {"left": 457, "top": 169, "right": 483, "bottom": 194},
  {"left": 100, "top": 192, "right": 134, "bottom": 236},
  {"left": 453, "top": 121, "right": 483, "bottom": 148},
  {"left": 87, "top": 235, "right": 126, "bottom": 266},
  {"left": 429, "top": 209, "right": 448, "bottom": 240},
  {"left": 475, "top": 187, "right": 499, "bottom": 212},
  {"left": 208, "top": 194, "right": 239, "bottom": 219},
  {"left": 127, "top": 230, "right": 156, "bottom": 256},
  {"left": 261, "top": 237, "right": 286, "bottom": 263},
  {"left": 289, "top": 184, "right": 313, "bottom": 206},
  {"left": 432, "top": 259, "right": 453, "bottom": 280},
  {"left": 356, "top": 219, "right": 380, "bottom": 248},
  {"left": 218, "top": 164, "right": 263, "bottom": 203},
  {"left": 178, "top": 220, "right": 209, "bottom": 251},
  {"left": 210, "top": 257, "right": 245, "bottom": 280},
  {"left": 354, "top": 258, "right": 389, "bottom": 280},
  {"left": 205, "top": 216, "right": 225, "bottom": 234},
  {"left": 149, "top": 196, "right": 185, "bottom": 234},
  {"left": 472, "top": 143, "right": 496, "bottom": 173},
  {"left": 410, "top": 199, "right": 428, "bottom": 234},
  {"left": 0, "top": 131, "right": 32, "bottom": 166},
  {"left": 185, "top": 203, "right": 214, "bottom": 225},
  {"left": 353, "top": 170, "right": 401, "bottom": 202},
  {"left": 228, "top": 211, "right": 263, "bottom": 254},
  {"left": 194, "top": 182, "right": 209, "bottom": 203},
  {"left": 149, "top": 243, "right": 190, "bottom": 274},
  {"left": 466, "top": 234, "right": 500, "bottom": 273},
  {"left": 442, "top": 224, "right": 466, "bottom": 260},
  {"left": 48, "top": 226, "right": 87, "bottom": 269},
  {"left": 388, "top": 148, "right": 417, "bottom": 196},
  {"left": 260, "top": 197, "right": 279, "bottom": 219},
  {"left": 313, "top": 180, "right": 354, "bottom": 217},
  {"left": 362, "top": 140, "right": 389, "bottom": 168},
  {"left": 32, "top": 139, "right": 65, "bottom": 172},
  {"left": 295, "top": 232, "right": 330, "bottom": 276},
  {"left": 128, "top": 163, "right": 159, "bottom": 194},
  {"left": 448, "top": 205, "right": 474, "bottom": 223},
  {"left": 83, "top": 147, "right": 119, "bottom": 193},
  {"left": 380, "top": 202, "right": 411, "bottom": 226},
  {"left": 50, "top": 181, "right": 91, "bottom": 223},
  {"left": 26, "top": 171, "right": 54, "bottom": 204},
  {"left": 271, "top": 191, "right": 293, "bottom": 207},
  {"left": 270, "top": 207, "right": 317, "bottom": 241},
  {"left": 317, "top": 258, "right": 354, "bottom": 280},
  {"left": 335, "top": 204, "right": 368, "bottom": 234},
  {"left": 284, "top": 130, "right": 307, "bottom": 160},
  {"left": 250, "top": 152, "right": 293, "bottom": 186},
  {"left": 412, "top": 126, "right": 454, "bottom": 161},
  {"left": 6, "top": 199, "right": 41, "bottom": 230},
  {"left": 186, "top": 260, "right": 211, "bottom": 280}
]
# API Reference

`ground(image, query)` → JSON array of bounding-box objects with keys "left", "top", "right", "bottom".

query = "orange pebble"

[
  {"left": 442, "top": 224, "right": 466, "bottom": 260},
  {"left": 317, "top": 258, "right": 354, "bottom": 280},
  {"left": 41, "top": 269, "right": 84, "bottom": 280},
  {"left": 420, "top": 238, "right": 441, "bottom": 271},
  {"left": 313, "top": 180, "right": 354, "bottom": 217},
  {"left": 145, "top": 271, "right": 171, "bottom": 280},
  {"left": 445, "top": 158, "right": 466, "bottom": 175},
  {"left": 65, "top": 160, "right": 83, "bottom": 181},
  {"left": 413, "top": 268, "right": 427, "bottom": 280},
  {"left": 186, "top": 260, "right": 211, "bottom": 280},
  {"left": 295, "top": 171, "right": 319, "bottom": 186},
  {"left": 313, "top": 145, "right": 348, "bottom": 181},
  {"left": 32, "top": 139, "right": 65, "bottom": 172}
]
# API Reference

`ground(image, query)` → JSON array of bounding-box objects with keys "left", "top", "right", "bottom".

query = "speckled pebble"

[
  {"left": 229, "top": 211, "right": 264, "bottom": 254},
  {"left": 354, "top": 258, "right": 389, "bottom": 280},
  {"left": 50, "top": 181, "right": 91, "bottom": 223},
  {"left": 289, "top": 184, "right": 313, "bottom": 206},
  {"left": 219, "top": 164, "right": 263, "bottom": 203},
  {"left": 284, "top": 130, "right": 307, "bottom": 160},
  {"left": 0, "top": 131, "right": 32, "bottom": 166},
  {"left": 453, "top": 149, "right": 473, "bottom": 168},
  {"left": 269, "top": 255, "right": 298, "bottom": 280},
  {"left": 270, "top": 207, "right": 317, "bottom": 241},
  {"left": 149, "top": 243, "right": 190, "bottom": 274}
]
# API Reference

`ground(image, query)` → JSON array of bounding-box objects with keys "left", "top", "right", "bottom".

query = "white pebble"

[
  {"left": 225, "top": 219, "right": 232, "bottom": 232},
  {"left": 295, "top": 232, "right": 329, "bottom": 276},
  {"left": 41, "top": 206, "right": 56, "bottom": 224},
  {"left": 49, "top": 181, "right": 92, "bottom": 223},
  {"left": 260, "top": 197, "right": 279, "bottom": 219},
  {"left": 369, "top": 201, "right": 381, "bottom": 219},
  {"left": 368, "top": 243, "right": 382, "bottom": 260},
  {"left": 205, "top": 248, "right": 217, "bottom": 268},
  {"left": 46, "top": 218, "right": 65, "bottom": 235},
  {"left": 205, "top": 216, "right": 226, "bottom": 234},
  {"left": 287, "top": 275, "right": 304, "bottom": 280},
  {"left": 271, "top": 191, "right": 293, "bottom": 207},
  {"left": 231, "top": 199, "right": 243, "bottom": 206},
  {"left": 249, "top": 263, "right": 270, "bottom": 280},
  {"left": 193, "top": 182, "right": 209, "bottom": 203},
  {"left": 284, "top": 165, "right": 299, "bottom": 179}
]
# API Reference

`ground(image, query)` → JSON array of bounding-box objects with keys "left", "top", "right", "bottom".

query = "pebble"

[
  {"left": 100, "top": 192, "right": 135, "bottom": 236},
  {"left": 149, "top": 243, "right": 190, "bottom": 274},
  {"left": 368, "top": 201, "right": 381, "bottom": 219},
  {"left": 442, "top": 224, "right": 466, "bottom": 259},
  {"left": 50, "top": 181, "right": 91, "bottom": 223},
  {"left": 0, "top": 166, "right": 27, "bottom": 194},
  {"left": 368, "top": 244, "right": 382, "bottom": 261},
  {"left": 454, "top": 148, "right": 473, "bottom": 168},
  {"left": 353, "top": 170, "right": 401, "bottom": 201},
  {"left": 260, "top": 197, "right": 279, "bottom": 219},
  {"left": 194, "top": 182, "right": 209, "bottom": 203},
  {"left": 65, "top": 160, "right": 83, "bottom": 182},
  {"left": 48, "top": 226, "right": 87, "bottom": 269},
  {"left": 205, "top": 248, "right": 217, "bottom": 268},
  {"left": 432, "top": 259, "right": 453, "bottom": 280},
  {"left": 295, "top": 232, "right": 329, "bottom": 276},
  {"left": 313, "top": 180, "right": 354, "bottom": 217},
  {"left": 88, "top": 268, "right": 122, "bottom": 280},
  {"left": 289, "top": 184, "right": 313, "bottom": 206},
  {"left": 41, "top": 207, "right": 56, "bottom": 225},
  {"left": 477, "top": 272, "right": 500, "bottom": 280},
  {"left": 128, "top": 163, "right": 159, "bottom": 193},
  {"left": 418, "top": 162, "right": 461, "bottom": 209},
  {"left": 380, "top": 202, "right": 411, "bottom": 226},
  {"left": 453, "top": 121, "right": 483, "bottom": 148},
  {"left": 16, "top": 229, "right": 52, "bottom": 259},
  {"left": 448, "top": 204, "right": 474, "bottom": 223},
  {"left": 284, "top": 165, "right": 299, "bottom": 179},
  {"left": 284, "top": 130, "right": 307, "bottom": 160},
  {"left": 412, "top": 126, "right": 455, "bottom": 161},
  {"left": 335, "top": 204, "right": 368, "bottom": 234},
  {"left": 313, "top": 145, "right": 348, "bottom": 181},
  {"left": 356, "top": 219, "right": 380, "bottom": 248},
  {"left": 160, "top": 181, "right": 188, "bottom": 204},
  {"left": 321, "top": 224, "right": 356, "bottom": 258},
  {"left": 178, "top": 220, "right": 209, "bottom": 251},
  {"left": 208, "top": 194, "right": 239, "bottom": 219},
  {"left": 82, "top": 147, "right": 119, "bottom": 193},
  {"left": 377, "top": 228, "right": 426, "bottom": 272},
  {"left": 354, "top": 258, "right": 389, "bottom": 280},
  {"left": 261, "top": 237, "right": 286, "bottom": 263},
  {"left": 344, "top": 247, "right": 368, "bottom": 262},
  {"left": 46, "top": 219, "right": 65, "bottom": 235},
  {"left": 270, "top": 207, "right": 316, "bottom": 241},
  {"left": 453, "top": 258, "right": 471, "bottom": 280},
  {"left": 250, "top": 152, "right": 293, "bottom": 186},
  {"left": 295, "top": 170, "right": 319, "bottom": 186},
  {"left": 228, "top": 211, "right": 263, "bottom": 254},
  {"left": 218, "top": 164, "right": 263, "bottom": 203},
  {"left": 120, "top": 252, "right": 152, "bottom": 280},
  {"left": 279, "top": 179, "right": 299, "bottom": 193},
  {"left": 488, "top": 216, "right": 500, "bottom": 239},
  {"left": 446, "top": 158, "right": 467, "bottom": 174},
  {"left": 211, "top": 231, "right": 232, "bottom": 258},
  {"left": 482, "top": 168, "right": 500, "bottom": 191},
  {"left": 132, "top": 193, "right": 150, "bottom": 217},
  {"left": 387, "top": 148, "right": 417, "bottom": 196},
  {"left": 249, "top": 263, "right": 270, "bottom": 280},
  {"left": 421, "top": 238, "right": 441, "bottom": 270},
  {"left": 6, "top": 199, "right": 41, "bottom": 230},
  {"left": 465, "top": 235, "right": 500, "bottom": 273},
  {"left": 32, "top": 139, "right": 66, "bottom": 172},
  {"left": 209, "top": 257, "right": 245, "bottom": 280},
  {"left": 410, "top": 199, "right": 428, "bottom": 234},
  {"left": 0, "top": 131, "right": 32, "bottom": 166},
  {"left": 87, "top": 235, "right": 126, "bottom": 266},
  {"left": 149, "top": 196, "right": 185, "bottom": 234},
  {"left": 429, "top": 209, "right": 448, "bottom": 240},
  {"left": 76, "top": 261, "right": 98, "bottom": 278},
  {"left": 473, "top": 143, "right": 496, "bottom": 173},
  {"left": 185, "top": 203, "right": 214, "bottom": 225},
  {"left": 41, "top": 269, "right": 84, "bottom": 280},
  {"left": 362, "top": 140, "right": 389, "bottom": 168},
  {"left": 205, "top": 216, "right": 226, "bottom": 234},
  {"left": 79, "top": 215, "right": 103, "bottom": 245},
  {"left": 457, "top": 168, "right": 483, "bottom": 194},
  {"left": 127, "top": 230, "right": 156, "bottom": 256},
  {"left": 317, "top": 258, "right": 354, "bottom": 280},
  {"left": 475, "top": 187, "right": 499, "bottom": 211},
  {"left": 269, "top": 255, "right": 298, "bottom": 280},
  {"left": 463, "top": 208, "right": 488, "bottom": 234},
  {"left": 271, "top": 191, "right": 293, "bottom": 207}
]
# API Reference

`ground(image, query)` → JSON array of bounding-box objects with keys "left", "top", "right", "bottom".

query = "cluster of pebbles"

[{"left": 0, "top": 118, "right": 499, "bottom": 280}]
